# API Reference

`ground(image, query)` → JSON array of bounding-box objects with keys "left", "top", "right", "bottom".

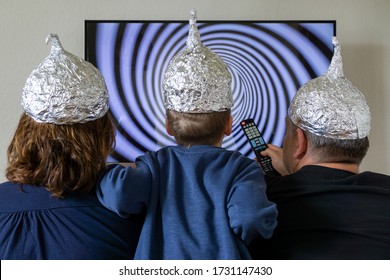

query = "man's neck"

[
  {"left": 296, "top": 156, "right": 360, "bottom": 174},
  {"left": 313, "top": 162, "right": 359, "bottom": 174}
]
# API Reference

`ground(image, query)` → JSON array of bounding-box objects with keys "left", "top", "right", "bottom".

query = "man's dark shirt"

[{"left": 250, "top": 165, "right": 390, "bottom": 259}]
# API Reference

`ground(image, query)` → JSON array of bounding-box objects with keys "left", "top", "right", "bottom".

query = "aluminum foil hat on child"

[
  {"left": 288, "top": 37, "right": 371, "bottom": 139},
  {"left": 21, "top": 34, "right": 109, "bottom": 125},
  {"left": 163, "top": 9, "right": 233, "bottom": 113}
]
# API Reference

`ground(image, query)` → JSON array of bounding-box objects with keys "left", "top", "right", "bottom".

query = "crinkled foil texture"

[
  {"left": 22, "top": 48, "right": 109, "bottom": 124},
  {"left": 163, "top": 45, "right": 233, "bottom": 113},
  {"left": 289, "top": 75, "right": 371, "bottom": 139}
]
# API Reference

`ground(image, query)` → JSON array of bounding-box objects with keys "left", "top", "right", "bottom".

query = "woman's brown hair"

[{"left": 6, "top": 113, "right": 115, "bottom": 198}]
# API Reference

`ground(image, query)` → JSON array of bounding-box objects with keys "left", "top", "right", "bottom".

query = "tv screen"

[{"left": 85, "top": 20, "right": 336, "bottom": 162}]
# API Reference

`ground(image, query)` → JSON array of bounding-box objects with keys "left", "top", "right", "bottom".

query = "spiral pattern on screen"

[{"left": 91, "top": 22, "right": 334, "bottom": 162}]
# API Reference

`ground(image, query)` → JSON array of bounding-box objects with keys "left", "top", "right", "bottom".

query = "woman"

[{"left": 0, "top": 34, "right": 143, "bottom": 259}]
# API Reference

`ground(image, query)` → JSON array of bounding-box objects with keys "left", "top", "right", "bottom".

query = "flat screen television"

[{"left": 85, "top": 20, "right": 336, "bottom": 162}]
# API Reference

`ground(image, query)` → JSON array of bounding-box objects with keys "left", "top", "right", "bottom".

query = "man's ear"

[
  {"left": 165, "top": 117, "right": 174, "bottom": 136},
  {"left": 294, "top": 128, "right": 308, "bottom": 159},
  {"left": 224, "top": 115, "right": 233, "bottom": 136}
]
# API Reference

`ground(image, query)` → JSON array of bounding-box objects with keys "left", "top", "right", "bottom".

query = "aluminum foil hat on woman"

[
  {"left": 163, "top": 9, "right": 233, "bottom": 113},
  {"left": 288, "top": 37, "right": 371, "bottom": 140},
  {"left": 22, "top": 34, "right": 109, "bottom": 125}
]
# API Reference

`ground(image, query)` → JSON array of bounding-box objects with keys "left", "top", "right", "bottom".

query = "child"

[{"left": 96, "top": 10, "right": 277, "bottom": 260}]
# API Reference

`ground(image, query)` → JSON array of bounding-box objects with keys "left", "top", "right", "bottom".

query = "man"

[{"left": 250, "top": 37, "right": 390, "bottom": 260}]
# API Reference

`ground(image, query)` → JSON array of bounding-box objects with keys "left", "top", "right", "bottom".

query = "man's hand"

[{"left": 260, "top": 144, "right": 288, "bottom": 176}]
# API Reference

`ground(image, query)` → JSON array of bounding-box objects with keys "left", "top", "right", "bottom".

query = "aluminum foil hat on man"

[
  {"left": 288, "top": 37, "right": 371, "bottom": 140},
  {"left": 163, "top": 9, "right": 233, "bottom": 113}
]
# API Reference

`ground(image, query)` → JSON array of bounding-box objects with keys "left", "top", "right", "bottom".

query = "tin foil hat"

[
  {"left": 22, "top": 34, "right": 109, "bottom": 124},
  {"left": 288, "top": 37, "right": 371, "bottom": 139},
  {"left": 163, "top": 9, "right": 233, "bottom": 113}
]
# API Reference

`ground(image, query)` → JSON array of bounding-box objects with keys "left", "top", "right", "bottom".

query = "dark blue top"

[
  {"left": 250, "top": 165, "right": 390, "bottom": 259},
  {"left": 97, "top": 145, "right": 278, "bottom": 259},
  {"left": 0, "top": 182, "right": 144, "bottom": 259}
]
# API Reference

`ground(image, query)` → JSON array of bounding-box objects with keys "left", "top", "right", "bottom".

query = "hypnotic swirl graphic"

[{"left": 86, "top": 21, "right": 334, "bottom": 162}]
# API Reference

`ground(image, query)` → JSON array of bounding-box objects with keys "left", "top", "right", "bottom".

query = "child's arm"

[
  {"left": 96, "top": 161, "right": 152, "bottom": 218},
  {"left": 227, "top": 163, "right": 278, "bottom": 244}
]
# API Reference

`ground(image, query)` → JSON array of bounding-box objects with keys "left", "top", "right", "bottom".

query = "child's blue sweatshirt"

[{"left": 97, "top": 145, "right": 277, "bottom": 259}]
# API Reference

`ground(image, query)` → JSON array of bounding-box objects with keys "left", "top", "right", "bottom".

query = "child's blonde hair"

[{"left": 166, "top": 109, "right": 231, "bottom": 146}]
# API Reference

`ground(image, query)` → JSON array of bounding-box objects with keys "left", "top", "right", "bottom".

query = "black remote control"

[{"left": 240, "top": 118, "right": 275, "bottom": 175}]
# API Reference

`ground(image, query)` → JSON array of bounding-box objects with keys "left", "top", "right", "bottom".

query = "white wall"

[{"left": 1, "top": 0, "right": 390, "bottom": 181}]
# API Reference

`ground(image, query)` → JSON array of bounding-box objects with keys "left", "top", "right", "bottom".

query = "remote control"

[{"left": 240, "top": 118, "right": 275, "bottom": 175}]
